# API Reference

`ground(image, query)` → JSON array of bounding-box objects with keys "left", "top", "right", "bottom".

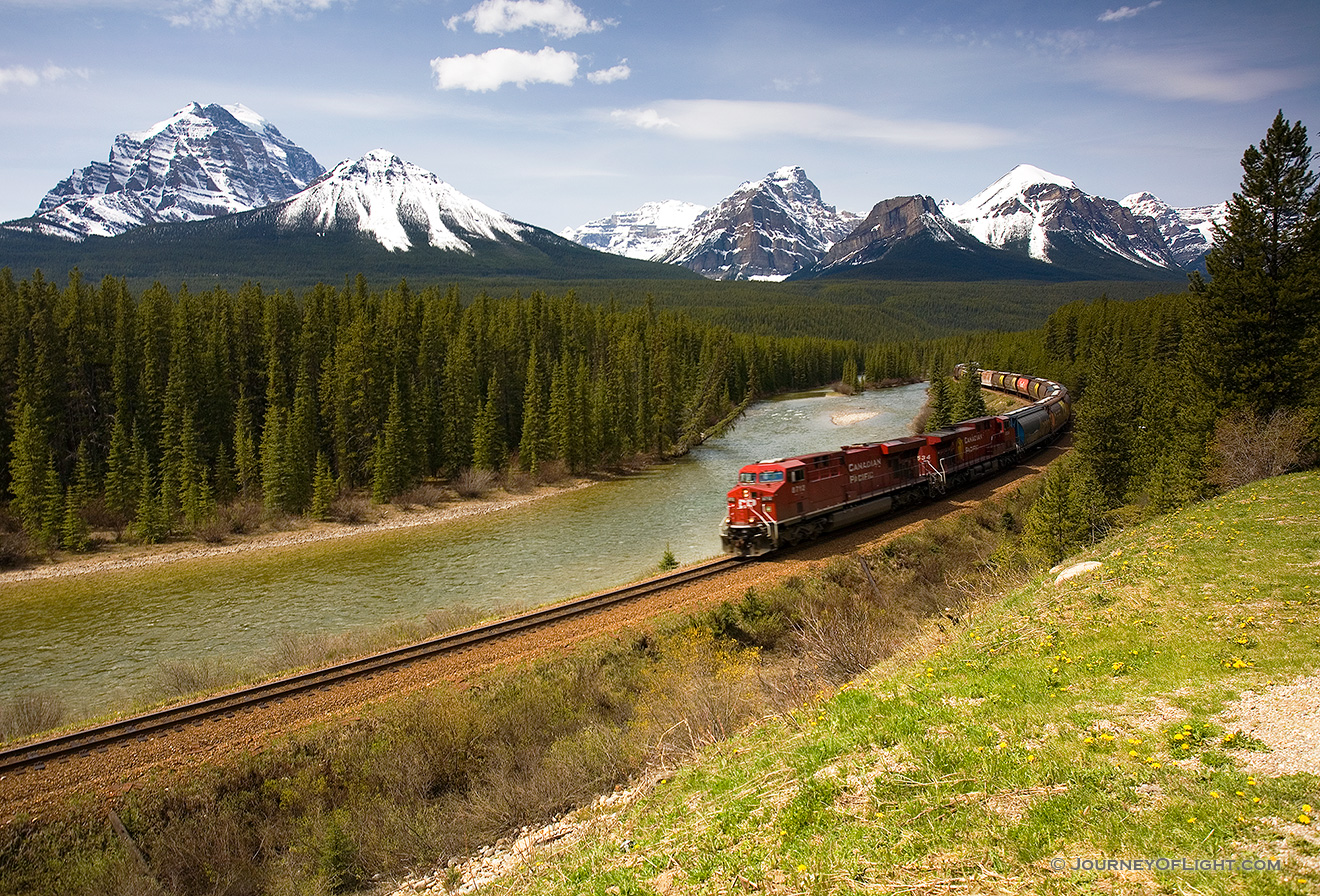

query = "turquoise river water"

[{"left": 0, "top": 383, "right": 928, "bottom": 716}]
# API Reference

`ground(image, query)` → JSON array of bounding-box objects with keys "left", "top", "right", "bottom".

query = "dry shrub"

[
  {"left": 452, "top": 467, "right": 497, "bottom": 498},
  {"left": 424, "top": 605, "right": 483, "bottom": 635},
  {"left": 330, "top": 493, "right": 375, "bottom": 524},
  {"left": 214, "top": 498, "right": 263, "bottom": 535},
  {"left": 0, "top": 530, "right": 35, "bottom": 570},
  {"left": 147, "top": 803, "right": 267, "bottom": 896},
  {"left": 270, "top": 630, "right": 344, "bottom": 670},
  {"left": 80, "top": 497, "right": 130, "bottom": 540},
  {"left": 503, "top": 470, "right": 536, "bottom": 494},
  {"left": 534, "top": 458, "right": 570, "bottom": 485},
  {"left": 793, "top": 580, "right": 902, "bottom": 680},
  {"left": 0, "top": 691, "right": 66, "bottom": 742},
  {"left": 396, "top": 482, "right": 446, "bottom": 509},
  {"left": 155, "top": 658, "right": 227, "bottom": 699},
  {"left": 1208, "top": 407, "right": 1313, "bottom": 490},
  {"left": 635, "top": 628, "right": 769, "bottom": 763}
]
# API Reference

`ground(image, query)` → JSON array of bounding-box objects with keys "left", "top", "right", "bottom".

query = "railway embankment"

[{"left": 410, "top": 471, "right": 1320, "bottom": 895}]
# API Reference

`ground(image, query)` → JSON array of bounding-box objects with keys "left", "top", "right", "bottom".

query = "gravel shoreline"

[{"left": 0, "top": 480, "right": 593, "bottom": 586}]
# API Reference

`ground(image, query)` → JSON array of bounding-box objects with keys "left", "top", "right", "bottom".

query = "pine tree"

[
  {"left": 8, "top": 400, "right": 52, "bottom": 537},
  {"left": 471, "top": 374, "right": 506, "bottom": 472},
  {"left": 925, "top": 373, "right": 955, "bottom": 431},
  {"left": 372, "top": 375, "right": 410, "bottom": 503},
  {"left": 1022, "top": 463, "right": 1082, "bottom": 565},
  {"left": 954, "top": 363, "right": 987, "bottom": 420},
  {"left": 135, "top": 452, "right": 168, "bottom": 544},
  {"left": 260, "top": 405, "right": 287, "bottom": 514},
  {"left": 311, "top": 452, "right": 336, "bottom": 520},
  {"left": 1192, "top": 111, "right": 1320, "bottom": 414},
  {"left": 61, "top": 487, "right": 91, "bottom": 553},
  {"left": 104, "top": 415, "right": 136, "bottom": 519},
  {"left": 519, "top": 346, "right": 548, "bottom": 474},
  {"left": 233, "top": 394, "right": 259, "bottom": 498}
]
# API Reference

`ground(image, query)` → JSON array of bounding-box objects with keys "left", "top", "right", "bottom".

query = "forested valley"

[{"left": 0, "top": 269, "right": 916, "bottom": 558}]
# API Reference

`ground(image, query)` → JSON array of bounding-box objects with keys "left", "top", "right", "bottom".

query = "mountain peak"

[
  {"left": 12, "top": 102, "right": 324, "bottom": 241},
  {"left": 559, "top": 199, "right": 706, "bottom": 260},
  {"left": 277, "top": 150, "right": 527, "bottom": 253},
  {"left": 656, "top": 166, "right": 858, "bottom": 280}
]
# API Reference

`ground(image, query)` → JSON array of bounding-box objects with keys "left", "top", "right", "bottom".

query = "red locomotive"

[{"left": 720, "top": 367, "right": 1070, "bottom": 555}]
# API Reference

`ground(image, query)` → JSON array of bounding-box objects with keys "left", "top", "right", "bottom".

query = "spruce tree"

[
  {"left": 372, "top": 375, "right": 410, "bottom": 503},
  {"left": 260, "top": 405, "right": 287, "bottom": 514},
  {"left": 519, "top": 346, "right": 548, "bottom": 474},
  {"left": 311, "top": 452, "right": 336, "bottom": 520},
  {"left": 1192, "top": 111, "right": 1319, "bottom": 414},
  {"left": 925, "top": 372, "right": 955, "bottom": 431},
  {"left": 8, "top": 400, "right": 52, "bottom": 537},
  {"left": 954, "top": 363, "right": 987, "bottom": 420},
  {"left": 471, "top": 374, "right": 506, "bottom": 472}
]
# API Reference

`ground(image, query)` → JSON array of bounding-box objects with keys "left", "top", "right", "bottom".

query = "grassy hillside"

[{"left": 483, "top": 472, "right": 1320, "bottom": 895}]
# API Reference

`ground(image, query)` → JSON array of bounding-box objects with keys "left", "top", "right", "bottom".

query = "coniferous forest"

[{"left": 0, "top": 270, "right": 887, "bottom": 554}]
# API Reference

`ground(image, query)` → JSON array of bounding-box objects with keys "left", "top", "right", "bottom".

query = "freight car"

[{"left": 720, "top": 368, "right": 1070, "bottom": 556}]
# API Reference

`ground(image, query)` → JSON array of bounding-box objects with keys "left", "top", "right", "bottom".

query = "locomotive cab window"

[
  {"left": 789, "top": 469, "right": 805, "bottom": 482},
  {"left": 758, "top": 470, "right": 785, "bottom": 483},
  {"left": 739, "top": 472, "right": 756, "bottom": 483}
]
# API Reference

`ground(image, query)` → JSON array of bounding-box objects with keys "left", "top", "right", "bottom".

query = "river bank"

[{"left": 0, "top": 478, "right": 594, "bottom": 587}]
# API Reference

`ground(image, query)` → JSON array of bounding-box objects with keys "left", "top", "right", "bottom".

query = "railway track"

[{"left": 0, "top": 555, "right": 747, "bottom": 777}]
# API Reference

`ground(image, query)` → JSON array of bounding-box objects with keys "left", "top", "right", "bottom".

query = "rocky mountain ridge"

[
  {"left": 1, "top": 102, "right": 1227, "bottom": 282},
  {"left": 7, "top": 102, "right": 324, "bottom": 241},
  {"left": 654, "top": 166, "right": 861, "bottom": 281},
  {"left": 559, "top": 200, "right": 706, "bottom": 260}
]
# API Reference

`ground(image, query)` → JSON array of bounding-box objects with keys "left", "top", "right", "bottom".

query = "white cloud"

[
  {"left": 0, "top": 64, "right": 89, "bottom": 91},
  {"left": 1079, "top": 51, "right": 1305, "bottom": 102},
  {"left": 608, "top": 100, "right": 1013, "bottom": 150},
  {"left": 1098, "top": 1, "right": 1162, "bottom": 23},
  {"left": 165, "top": 0, "right": 344, "bottom": 27},
  {"left": 611, "top": 108, "right": 675, "bottom": 130},
  {"left": 446, "top": 0, "right": 605, "bottom": 38},
  {"left": 431, "top": 46, "right": 579, "bottom": 92},
  {"left": 587, "top": 61, "right": 629, "bottom": 84}
]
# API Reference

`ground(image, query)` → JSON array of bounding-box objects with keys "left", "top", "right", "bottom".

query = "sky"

[{"left": 1, "top": 0, "right": 1318, "bottom": 232}]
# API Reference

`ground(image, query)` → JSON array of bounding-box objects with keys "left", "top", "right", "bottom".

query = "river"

[{"left": 0, "top": 383, "right": 928, "bottom": 716}]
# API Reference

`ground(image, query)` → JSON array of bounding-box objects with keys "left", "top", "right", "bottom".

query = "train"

[{"left": 719, "top": 367, "right": 1070, "bottom": 556}]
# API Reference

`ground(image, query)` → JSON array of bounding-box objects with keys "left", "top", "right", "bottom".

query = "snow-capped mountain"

[
  {"left": 277, "top": 150, "right": 527, "bottom": 252},
  {"left": 941, "top": 164, "right": 1179, "bottom": 274},
  {"left": 1120, "top": 192, "right": 1227, "bottom": 270},
  {"left": 8, "top": 102, "right": 324, "bottom": 241},
  {"left": 792, "top": 194, "right": 1070, "bottom": 282},
  {"left": 656, "top": 166, "right": 860, "bottom": 280},
  {"left": 0, "top": 148, "right": 695, "bottom": 286},
  {"left": 560, "top": 200, "right": 706, "bottom": 260}
]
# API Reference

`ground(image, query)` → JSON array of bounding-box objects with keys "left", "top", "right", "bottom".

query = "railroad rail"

[{"left": 0, "top": 555, "right": 747, "bottom": 776}]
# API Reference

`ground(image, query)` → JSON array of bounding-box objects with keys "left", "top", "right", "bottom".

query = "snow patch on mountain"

[
  {"left": 560, "top": 200, "right": 706, "bottom": 259},
  {"left": 657, "top": 166, "right": 859, "bottom": 280},
  {"left": 12, "top": 102, "right": 323, "bottom": 241},
  {"left": 277, "top": 150, "right": 527, "bottom": 253},
  {"left": 943, "top": 163, "right": 1178, "bottom": 271},
  {"left": 1121, "top": 191, "right": 1227, "bottom": 269}
]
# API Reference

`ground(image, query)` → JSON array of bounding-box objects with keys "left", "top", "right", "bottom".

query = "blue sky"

[{"left": 1, "top": 0, "right": 1317, "bottom": 231}]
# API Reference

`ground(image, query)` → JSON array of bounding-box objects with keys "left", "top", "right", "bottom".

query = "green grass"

[{"left": 490, "top": 472, "right": 1320, "bottom": 895}]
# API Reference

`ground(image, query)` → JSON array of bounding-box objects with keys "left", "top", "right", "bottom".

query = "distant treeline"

[{"left": 0, "top": 269, "right": 925, "bottom": 550}]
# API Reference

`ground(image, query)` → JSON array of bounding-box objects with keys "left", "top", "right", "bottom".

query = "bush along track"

[{"left": 472, "top": 471, "right": 1320, "bottom": 896}]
